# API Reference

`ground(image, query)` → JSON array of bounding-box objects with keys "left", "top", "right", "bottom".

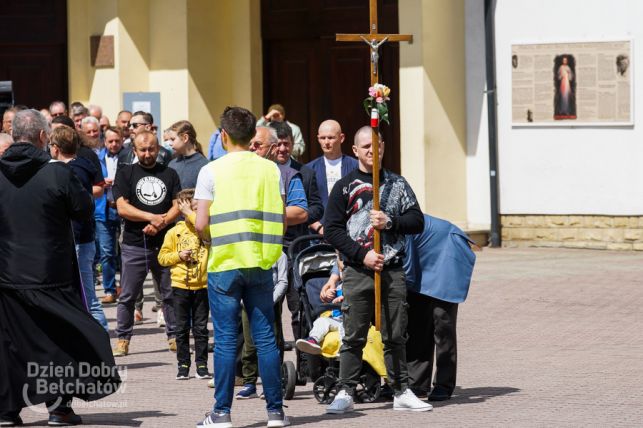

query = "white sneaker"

[
  {"left": 157, "top": 310, "right": 165, "bottom": 327},
  {"left": 326, "top": 390, "right": 354, "bottom": 414},
  {"left": 267, "top": 410, "right": 290, "bottom": 427},
  {"left": 393, "top": 389, "right": 433, "bottom": 412}
]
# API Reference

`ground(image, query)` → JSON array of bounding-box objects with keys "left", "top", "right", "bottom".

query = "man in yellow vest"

[{"left": 194, "top": 106, "right": 289, "bottom": 428}]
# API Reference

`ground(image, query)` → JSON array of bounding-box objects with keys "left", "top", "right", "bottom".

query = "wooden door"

[
  {"left": 262, "top": 0, "right": 401, "bottom": 172},
  {"left": 0, "top": 0, "right": 68, "bottom": 110}
]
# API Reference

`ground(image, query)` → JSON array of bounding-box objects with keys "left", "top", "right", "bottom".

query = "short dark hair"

[
  {"left": 49, "top": 125, "right": 79, "bottom": 155},
  {"left": 269, "top": 121, "right": 293, "bottom": 141},
  {"left": 104, "top": 126, "right": 123, "bottom": 139},
  {"left": 132, "top": 111, "right": 154, "bottom": 125},
  {"left": 220, "top": 106, "right": 256, "bottom": 145},
  {"left": 71, "top": 106, "right": 89, "bottom": 117},
  {"left": 52, "top": 115, "right": 76, "bottom": 129}
]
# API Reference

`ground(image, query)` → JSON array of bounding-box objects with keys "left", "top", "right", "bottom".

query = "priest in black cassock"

[{"left": 0, "top": 110, "right": 120, "bottom": 426}]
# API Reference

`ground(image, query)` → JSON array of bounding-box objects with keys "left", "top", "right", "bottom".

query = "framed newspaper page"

[{"left": 511, "top": 40, "right": 633, "bottom": 126}]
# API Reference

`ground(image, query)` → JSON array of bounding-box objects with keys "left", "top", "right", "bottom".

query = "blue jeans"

[
  {"left": 76, "top": 242, "right": 109, "bottom": 331},
  {"left": 95, "top": 219, "right": 120, "bottom": 296},
  {"left": 208, "top": 268, "right": 283, "bottom": 414}
]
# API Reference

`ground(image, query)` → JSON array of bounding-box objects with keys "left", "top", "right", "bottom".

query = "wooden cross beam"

[
  {"left": 336, "top": 0, "right": 412, "bottom": 331},
  {"left": 336, "top": 0, "right": 412, "bottom": 84}
]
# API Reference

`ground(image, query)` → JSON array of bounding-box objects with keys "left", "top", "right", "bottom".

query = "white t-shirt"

[
  {"left": 194, "top": 153, "right": 285, "bottom": 201},
  {"left": 105, "top": 153, "right": 119, "bottom": 202},
  {"left": 324, "top": 156, "right": 342, "bottom": 195}
]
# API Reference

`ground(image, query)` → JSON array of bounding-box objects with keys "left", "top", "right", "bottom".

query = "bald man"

[{"left": 305, "top": 120, "right": 358, "bottom": 212}]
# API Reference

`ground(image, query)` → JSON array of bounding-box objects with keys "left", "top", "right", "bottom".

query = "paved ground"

[{"left": 18, "top": 247, "right": 643, "bottom": 427}]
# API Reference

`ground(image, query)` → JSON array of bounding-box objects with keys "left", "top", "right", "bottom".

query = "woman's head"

[{"left": 168, "top": 120, "right": 202, "bottom": 155}]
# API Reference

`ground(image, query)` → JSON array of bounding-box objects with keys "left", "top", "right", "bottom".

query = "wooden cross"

[{"left": 336, "top": 0, "right": 413, "bottom": 331}]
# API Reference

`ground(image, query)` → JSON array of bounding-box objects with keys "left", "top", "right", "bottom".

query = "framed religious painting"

[{"left": 511, "top": 40, "right": 633, "bottom": 126}]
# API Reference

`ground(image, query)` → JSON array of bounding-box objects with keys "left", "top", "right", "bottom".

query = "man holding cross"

[{"left": 324, "top": 126, "right": 430, "bottom": 413}]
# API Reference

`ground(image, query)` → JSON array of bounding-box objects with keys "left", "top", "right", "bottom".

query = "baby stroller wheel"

[
  {"left": 282, "top": 360, "right": 297, "bottom": 400},
  {"left": 355, "top": 368, "right": 382, "bottom": 403},
  {"left": 312, "top": 376, "right": 338, "bottom": 404}
]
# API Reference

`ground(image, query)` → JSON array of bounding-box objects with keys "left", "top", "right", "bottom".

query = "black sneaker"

[
  {"left": 48, "top": 408, "right": 82, "bottom": 426},
  {"left": 195, "top": 365, "right": 212, "bottom": 379},
  {"left": 176, "top": 364, "right": 190, "bottom": 380},
  {"left": 196, "top": 411, "right": 231, "bottom": 428},
  {"left": 0, "top": 414, "right": 23, "bottom": 427},
  {"left": 428, "top": 386, "right": 452, "bottom": 401},
  {"left": 267, "top": 410, "right": 290, "bottom": 427}
]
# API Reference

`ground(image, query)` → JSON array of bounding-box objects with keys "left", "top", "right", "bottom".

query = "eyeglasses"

[{"left": 129, "top": 122, "right": 148, "bottom": 129}]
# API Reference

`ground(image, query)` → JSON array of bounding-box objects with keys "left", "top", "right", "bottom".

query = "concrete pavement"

[{"left": 17, "top": 247, "right": 643, "bottom": 427}]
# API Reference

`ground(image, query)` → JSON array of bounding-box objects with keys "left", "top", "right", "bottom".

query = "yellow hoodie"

[{"left": 158, "top": 213, "right": 208, "bottom": 290}]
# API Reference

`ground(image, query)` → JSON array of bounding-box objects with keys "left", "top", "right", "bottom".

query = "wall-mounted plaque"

[{"left": 90, "top": 35, "right": 114, "bottom": 68}]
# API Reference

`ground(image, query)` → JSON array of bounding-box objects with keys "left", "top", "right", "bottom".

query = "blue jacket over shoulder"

[{"left": 404, "top": 214, "right": 476, "bottom": 303}]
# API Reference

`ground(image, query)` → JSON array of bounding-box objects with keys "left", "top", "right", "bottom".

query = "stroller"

[{"left": 287, "top": 235, "right": 387, "bottom": 404}]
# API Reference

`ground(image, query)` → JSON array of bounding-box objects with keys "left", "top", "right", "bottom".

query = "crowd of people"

[{"left": 0, "top": 101, "right": 476, "bottom": 428}]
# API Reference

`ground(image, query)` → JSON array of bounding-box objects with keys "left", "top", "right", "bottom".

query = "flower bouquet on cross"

[{"left": 363, "top": 83, "right": 391, "bottom": 125}]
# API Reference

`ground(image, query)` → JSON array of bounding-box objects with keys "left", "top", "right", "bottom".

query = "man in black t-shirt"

[
  {"left": 112, "top": 131, "right": 181, "bottom": 357},
  {"left": 324, "top": 126, "right": 430, "bottom": 414}
]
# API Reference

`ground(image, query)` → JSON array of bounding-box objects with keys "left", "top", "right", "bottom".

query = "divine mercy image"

[{"left": 553, "top": 54, "right": 577, "bottom": 120}]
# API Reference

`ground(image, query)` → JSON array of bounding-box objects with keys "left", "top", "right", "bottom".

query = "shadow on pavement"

[
  {"left": 121, "top": 361, "right": 171, "bottom": 370},
  {"left": 81, "top": 410, "right": 177, "bottom": 426},
  {"left": 109, "top": 321, "right": 165, "bottom": 339},
  {"left": 243, "top": 410, "right": 369, "bottom": 427},
  {"left": 287, "top": 389, "right": 315, "bottom": 400},
  {"left": 432, "top": 386, "right": 521, "bottom": 407},
  {"left": 108, "top": 327, "right": 166, "bottom": 339}
]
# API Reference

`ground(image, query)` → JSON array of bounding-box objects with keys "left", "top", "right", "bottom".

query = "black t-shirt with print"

[{"left": 113, "top": 163, "right": 181, "bottom": 248}]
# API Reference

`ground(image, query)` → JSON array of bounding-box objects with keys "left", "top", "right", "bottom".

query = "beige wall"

[
  {"left": 399, "top": 0, "right": 468, "bottom": 227},
  {"left": 67, "top": 0, "right": 469, "bottom": 225},
  {"left": 67, "top": 0, "right": 262, "bottom": 146}
]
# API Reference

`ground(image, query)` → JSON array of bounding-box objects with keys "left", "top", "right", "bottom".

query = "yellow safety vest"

[{"left": 207, "top": 151, "right": 284, "bottom": 272}]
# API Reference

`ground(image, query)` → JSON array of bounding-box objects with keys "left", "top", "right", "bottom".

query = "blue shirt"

[
  {"left": 286, "top": 175, "right": 307, "bottom": 210},
  {"left": 208, "top": 130, "right": 227, "bottom": 161}
]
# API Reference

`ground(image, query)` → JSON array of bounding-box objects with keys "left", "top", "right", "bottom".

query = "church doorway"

[
  {"left": 0, "top": 0, "right": 68, "bottom": 111},
  {"left": 261, "top": 0, "right": 401, "bottom": 171}
]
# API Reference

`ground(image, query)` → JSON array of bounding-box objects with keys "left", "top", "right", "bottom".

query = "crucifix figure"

[
  {"left": 360, "top": 35, "right": 388, "bottom": 75},
  {"left": 336, "top": 0, "right": 412, "bottom": 331}
]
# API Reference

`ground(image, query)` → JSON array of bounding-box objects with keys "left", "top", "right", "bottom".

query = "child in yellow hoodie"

[{"left": 158, "top": 188, "right": 211, "bottom": 380}]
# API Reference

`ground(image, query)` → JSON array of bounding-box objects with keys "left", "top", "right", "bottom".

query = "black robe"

[{"left": 0, "top": 142, "right": 121, "bottom": 411}]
